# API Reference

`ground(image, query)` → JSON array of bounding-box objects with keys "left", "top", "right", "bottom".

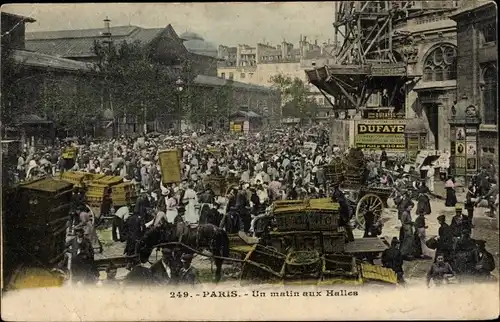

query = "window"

[
  {"left": 423, "top": 45, "right": 457, "bottom": 82},
  {"left": 482, "top": 65, "right": 497, "bottom": 125},
  {"left": 249, "top": 73, "right": 253, "bottom": 78},
  {"left": 240, "top": 73, "right": 245, "bottom": 79},
  {"left": 317, "top": 97, "right": 325, "bottom": 105},
  {"left": 221, "top": 72, "right": 226, "bottom": 79},
  {"left": 229, "top": 72, "right": 234, "bottom": 80},
  {"left": 481, "top": 22, "right": 497, "bottom": 44}
]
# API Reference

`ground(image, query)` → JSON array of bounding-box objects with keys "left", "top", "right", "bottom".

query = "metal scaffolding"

[{"left": 306, "top": 1, "right": 419, "bottom": 113}]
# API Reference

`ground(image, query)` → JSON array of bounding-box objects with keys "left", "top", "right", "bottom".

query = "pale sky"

[{"left": 2, "top": 3, "right": 336, "bottom": 47}]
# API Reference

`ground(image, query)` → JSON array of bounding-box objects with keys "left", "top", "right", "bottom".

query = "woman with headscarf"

[{"left": 413, "top": 211, "right": 434, "bottom": 259}]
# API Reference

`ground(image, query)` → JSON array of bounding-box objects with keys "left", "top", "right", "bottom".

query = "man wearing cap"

[
  {"left": 68, "top": 225, "right": 97, "bottom": 283},
  {"left": 123, "top": 210, "right": 146, "bottom": 257},
  {"left": 382, "top": 237, "right": 405, "bottom": 284},
  {"left": 150, "top": 248, "right": 179, "bottom": 285},
  {"left": 179, "top": 253, "right": 199, "bottom": 285},
  {"left": 113, "top": 205, "right": 131, "bottom": 242}
]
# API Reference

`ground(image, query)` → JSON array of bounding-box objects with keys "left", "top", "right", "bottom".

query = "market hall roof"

[
  {"left": 26, "top": 25, "right": 183, "bottom": 58},
  {"left": 12, "top": 49, "right": 94, "bottom": 72},
  {"left": 179, "top": 31, "right": 218, "bottom": 58},
  {"left": 193, "top": 74, "right": 276, "bottom": 93}
]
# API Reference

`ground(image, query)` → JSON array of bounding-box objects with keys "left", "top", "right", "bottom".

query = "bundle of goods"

[{"left": 343, "top": 148, "right": 366, "bottom": 186}]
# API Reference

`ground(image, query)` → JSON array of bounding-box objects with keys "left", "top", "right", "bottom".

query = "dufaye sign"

[{"left": 354, "top": 119, "right": 406, "bottom": 151}]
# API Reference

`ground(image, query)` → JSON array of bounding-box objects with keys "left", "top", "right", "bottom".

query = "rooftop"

[
  {"left": 12, "top": 49, "right": 94, "bottom": 72},
  {"left": 1, "top": 11, "right": 36, "bottom": 23},
  {"left": 26, "top": 25, "right": 179, "bottom": 58},
  {"left": 194, "top": 74, "right": 276, "bottom": 93}
]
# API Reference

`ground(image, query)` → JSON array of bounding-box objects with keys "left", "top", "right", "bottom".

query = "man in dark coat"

[
  {"left": 178, "top": 253, "right": 199, "bottom": 285},
  {"left": 382, "top": 237, "right": 405, "bottom": 284},
  {"left": 124, "top": 256, "right": 154, "bottom": 285},
  {"left": 124, "top": 210, "right": 146, "bottom": 257},
  {"left": 454, "top": 230, "right": 478, "bottom": 276},
  {"left": 436, "top": 215, "right": 454, "bottom": 262},
  {"left": 150, "top": 248, "right": 180, "bottom": 285},
  {"left": 473, "top": 240, "right": 496, "bottom": 278},
  {"left": 331, "top": 184, "right": 354, "bottom": 242},
  {"left": 236, "top": 183, "right": 251, "bottom": 233}
]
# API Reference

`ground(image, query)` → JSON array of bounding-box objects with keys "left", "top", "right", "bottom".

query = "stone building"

[
  {"left": 450, "top": 0, "right": 498, "bottom": 166},
  {"left": 1, "top": 12, "right": 96, "bottom": 144},
  {"left": 217, "top": 37, "right": 339, "bottom": 121}
]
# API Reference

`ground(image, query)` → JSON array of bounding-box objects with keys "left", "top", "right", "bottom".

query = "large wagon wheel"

[{"left": 355, "top": 193, "right": 384, "bottom": 230}]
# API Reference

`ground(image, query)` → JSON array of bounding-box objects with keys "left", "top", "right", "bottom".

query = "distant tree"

[
  {"left": 269, "top": 74, "right": 315, "bottom": 120},
  {"left": 1, "top": 46, "right": 101, "bottom": 133},
  {"left": 92, "top": 40, "right": 180, "bottom": 121}
]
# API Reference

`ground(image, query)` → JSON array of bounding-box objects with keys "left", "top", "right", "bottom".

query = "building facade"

[
  {"left": 217, "top": 37, "right": 339, "bottom": 120},
  {"left": 450, "top": 0, "right": 498, "bottom": 166}
]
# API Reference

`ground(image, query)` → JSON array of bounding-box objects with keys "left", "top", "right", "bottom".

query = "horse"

[
  {"left": 198, "top": 203, "right": 224, "bottom": 227},
  {"left": 137, "top": 220, "right": 230, "bottom": 282}
]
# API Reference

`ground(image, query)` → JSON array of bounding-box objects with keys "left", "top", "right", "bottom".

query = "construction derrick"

[{"left": 306, "top": 1, "right": 416, "bottom": 113}]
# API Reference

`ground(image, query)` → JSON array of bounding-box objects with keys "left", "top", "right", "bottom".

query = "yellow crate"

[
  {"left": 86, "top": 183, "right": 109, "bottom": 196},
  {"left": 59, "top": 171, "right": 87, "bottom": 187},
  {"left": 93, "top": 176, "right": 123, "bottom": 186},
  {"left": 111, "top": 182, "right": 135, "bottom": 194}
]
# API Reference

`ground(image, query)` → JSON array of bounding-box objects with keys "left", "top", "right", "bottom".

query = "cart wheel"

[{"left": 355, "top": 193, "right": 384, "bottom": 230}]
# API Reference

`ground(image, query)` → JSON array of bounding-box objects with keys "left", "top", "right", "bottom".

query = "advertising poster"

[
  {"left": 455, "top": 142, "right": 466, "bottom": 156},
  {"left": 467, "top": 142, "right": 478, "bottom": 171},
  {"left": 354, "top": 119, "right": 406, "bottom": 151},
  {"left": 455, "top": 127, "right": 466, "bottom": 140}
]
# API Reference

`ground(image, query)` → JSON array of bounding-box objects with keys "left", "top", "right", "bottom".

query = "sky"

[{"left": 2, "top": 3, "right": 336, "bottom": 47}]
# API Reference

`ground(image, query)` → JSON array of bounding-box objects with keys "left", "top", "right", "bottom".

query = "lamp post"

[{"left": 175, "top": 77, "right": 184, "bottom": 135}]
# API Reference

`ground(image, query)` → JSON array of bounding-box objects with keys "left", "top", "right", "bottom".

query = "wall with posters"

[{"left": 354, "top": 119, "right": 406, "bottom": 152}]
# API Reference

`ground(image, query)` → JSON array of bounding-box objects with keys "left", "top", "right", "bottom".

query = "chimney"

[
  {"left": 103, "top": 17, "right": 111, "bottom": 36},
  {"left": 304, "top": 36, "right": 307, "bottom": 43}
]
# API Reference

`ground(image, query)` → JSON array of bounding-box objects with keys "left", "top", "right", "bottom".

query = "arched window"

[
  {"left": 423, "top": 45, "right": 457, "bottom": 82},
  {"left": 483, "top": 65, "right": 497, "bottom": 125}
]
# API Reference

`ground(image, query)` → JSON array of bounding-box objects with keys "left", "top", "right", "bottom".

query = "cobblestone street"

[{"left": 95, "top": 184, "right": 499, "bottom": 284}]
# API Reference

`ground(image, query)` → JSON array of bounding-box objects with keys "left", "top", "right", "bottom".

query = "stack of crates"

[
  {"left": 111, "top": 182, "right": 137, "bottom": 207},
  {"left": 85, "top": 175, "right": 123, "bottom": 208},
  {"left": 59, "top": 171, "right": 88, "bottom": 188},
  {"left": 86, "top": 183, "right": 110, "bottom": 208}
]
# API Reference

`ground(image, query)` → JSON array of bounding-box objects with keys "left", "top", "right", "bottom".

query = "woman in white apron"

[
  {"left": 183, "top": 184, "right": 199, "bottom": 223},
  {"left": 166, "top": 192, "right": 178, "bottom": 223}
]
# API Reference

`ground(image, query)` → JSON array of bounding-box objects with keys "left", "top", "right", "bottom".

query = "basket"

[{"left": 285, "top": 251, "right": 321, "bottom": 276}]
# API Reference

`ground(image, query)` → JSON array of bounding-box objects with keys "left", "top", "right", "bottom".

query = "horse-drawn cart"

[
  {"left": 235, "top": 197, "right": 396, "bottom": 286},
  {"left": 324, "top": 148, "right": 393, "bottom": 230}
]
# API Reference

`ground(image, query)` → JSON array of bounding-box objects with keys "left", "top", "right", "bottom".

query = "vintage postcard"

[{"left": 1, "top": 2, "right": 499, "bottom": 321}]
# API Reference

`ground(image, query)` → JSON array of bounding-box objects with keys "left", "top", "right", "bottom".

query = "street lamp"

[{"left": 175, "top": 77, "right": 184, "bottom": 135}]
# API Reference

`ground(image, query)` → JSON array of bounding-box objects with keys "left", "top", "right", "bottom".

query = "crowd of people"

[{"left": 7, "top": 125, "right": 498, "bottom": 286}]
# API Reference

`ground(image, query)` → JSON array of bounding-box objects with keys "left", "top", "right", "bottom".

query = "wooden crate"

[
  {"left": 322, "top": 254, "right": 358, "bottom": 278},
  {"left": 240, "top": 245, "right": 286, "bottom": 285},
  {"left": 59, "top": 171, "right": 87, "bottom": 187},
  {"left": 93, "top": 176, "right": 123, "bottom": 186},
  {"left": 321, "top": 232, "right": 345, "bottom": 253}
]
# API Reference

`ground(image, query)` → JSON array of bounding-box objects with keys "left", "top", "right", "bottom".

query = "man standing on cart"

[{"left": 331, "top": 183, "right": 354, "bottom": 242}]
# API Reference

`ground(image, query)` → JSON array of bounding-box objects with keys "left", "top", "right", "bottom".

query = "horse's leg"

[{"left": 214, "top": 258, "right": 222, "bottom": 283}]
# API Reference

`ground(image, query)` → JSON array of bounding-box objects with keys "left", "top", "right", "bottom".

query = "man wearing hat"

[
  {"left": 382, "top": 237, "right": 405, "bottom": 284},
  {"left": 436, "top": 214, "right": 454, "bottom": 262},
  {"left": 179, "top": 253, "right": 199, "bottom": 285},
  {"left": 473, "top": 240, "right": 495, "bottom": 279},
  {"left": 68, "top": 225, "right": 98, "bottom": 283},
  {"left": 97, "top": 262, "right": 119, "bottom": 286},
  {"left": 331, "top": 184, "right": 354, "bottom": 242},
  {"left": 150, "top": 248, "right": 180, "bottom": 285}
]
